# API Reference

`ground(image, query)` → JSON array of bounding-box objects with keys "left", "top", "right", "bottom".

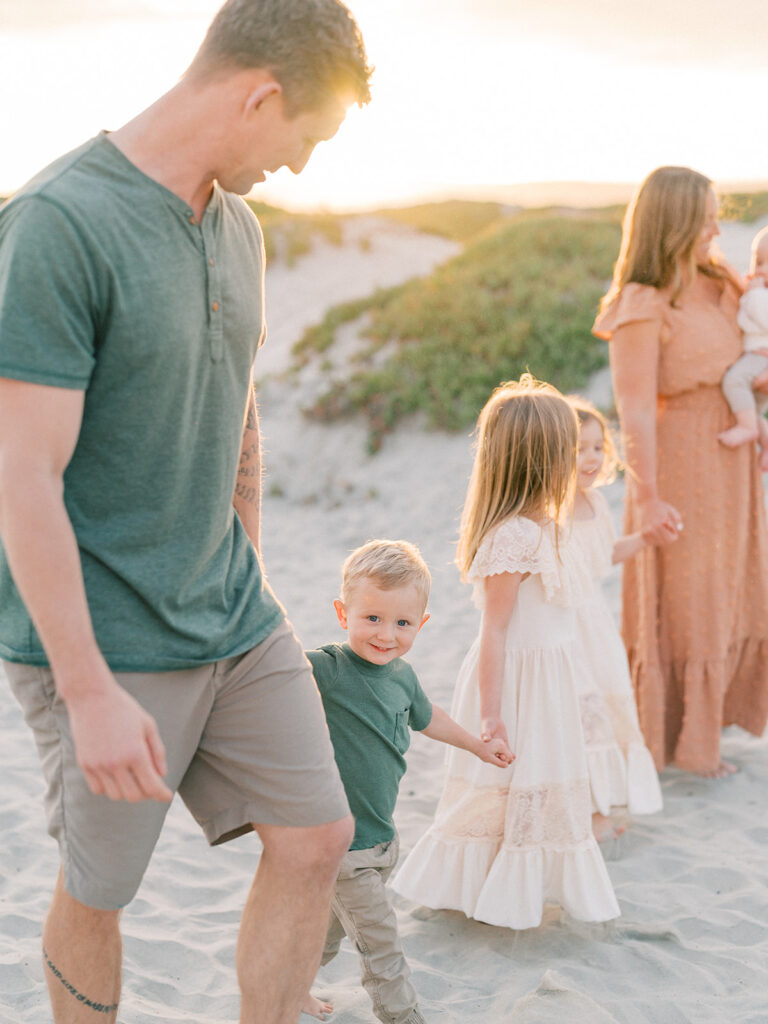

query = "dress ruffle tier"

[{"left": 392, "top": 517, "right": 620, "bottom": 929}]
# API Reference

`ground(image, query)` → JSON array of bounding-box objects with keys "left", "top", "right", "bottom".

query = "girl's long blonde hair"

[
  {"left": 457, "top": 374, "right": 578, "bottom": 579},
  {"left": 600, "top": 165, "right": 735, "bottom": 310}
]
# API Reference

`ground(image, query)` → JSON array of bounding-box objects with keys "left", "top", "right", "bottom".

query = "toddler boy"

[{"left": 302, "top": 539, "right": 512, "bottom": 1023}]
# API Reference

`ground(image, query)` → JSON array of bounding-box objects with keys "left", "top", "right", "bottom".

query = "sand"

[{"left": 1, "top": 214, "right": 767, "bottom": 1024}]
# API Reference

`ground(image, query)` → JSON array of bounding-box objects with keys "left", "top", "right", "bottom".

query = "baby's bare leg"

[{"left": 718, "top": 408, "right": 759, "bottom": 447}]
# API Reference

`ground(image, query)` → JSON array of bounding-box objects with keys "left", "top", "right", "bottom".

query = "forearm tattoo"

[
  {"left": 43, "top": 948, "right": 118, "bottom": 1015},
  {"left": 237, "top": 393, "right": 261, "bottom": 508}
]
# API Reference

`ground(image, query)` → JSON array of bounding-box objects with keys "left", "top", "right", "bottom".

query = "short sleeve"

[
  {"left": 0, "top": 196, "right": 99, "bottom": 389},
  {"left": 592, "top": 283, "right": 666, "bottom": 341},
  {"left": 408, "top": 672, "right": 433, "bottom": 732},
  {"left": 305, "top": 646, "right": 338, "bottom": 695},
  {"left": 468, "top": 516, "right": 554, "bottom": 582}
]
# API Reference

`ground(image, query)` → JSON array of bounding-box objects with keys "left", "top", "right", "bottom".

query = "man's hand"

[{"left": 66, "top": 678, "right": 172, "bottom": 803}]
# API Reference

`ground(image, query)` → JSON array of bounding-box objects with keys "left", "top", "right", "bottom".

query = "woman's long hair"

[
  {"left": 601, "top": 166, "right": 735, "bottom": 310},
  {"left": 457, "top": 374, "right": 578, "bottom": 579}
]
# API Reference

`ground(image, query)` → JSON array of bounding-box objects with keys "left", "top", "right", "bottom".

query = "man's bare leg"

[
  {"left": 237, "top": 815, "right": 353, "bottom": 1024},
  {"left": 42, "top": 870, "right": 121, "bottom": 1023}
]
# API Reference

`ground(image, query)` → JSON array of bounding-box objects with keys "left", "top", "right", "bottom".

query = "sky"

[{"left": 2, "top": 0, "right": 768, "bottom": 211}]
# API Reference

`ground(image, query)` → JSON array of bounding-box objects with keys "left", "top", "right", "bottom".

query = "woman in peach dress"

[{"left": 593, "top": 166, "right": 768, "bottom": 778}]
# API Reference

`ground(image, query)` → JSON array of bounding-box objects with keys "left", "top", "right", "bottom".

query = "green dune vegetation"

[
  {"left": 290, "top": 206, "right": 623, "bottom": 451},
  {"left": 285, "top": 190, "right": 768, "bottom": 452}
]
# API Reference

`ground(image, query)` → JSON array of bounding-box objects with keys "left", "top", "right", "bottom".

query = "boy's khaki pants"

[{"left": 321, "top": 836, "right": 426, "bottom": 1024}]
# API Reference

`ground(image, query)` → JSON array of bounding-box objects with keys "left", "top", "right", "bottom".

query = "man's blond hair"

[{"left": 341, "top": 539, "right": 430, "bottom": 611}]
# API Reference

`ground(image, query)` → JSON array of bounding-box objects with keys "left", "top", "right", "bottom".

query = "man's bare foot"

[
  {"left": 301, "top": 993, "right": 334, "bottom": 1020},
  {"left": 718, "top": 425, "right": 759, "bottom": 448},
  {"left": 693, "top": 759, "right": 739, "bottom": 779},
  {"left": 592, "top": 812, "right": 626, "bottom": 843}
]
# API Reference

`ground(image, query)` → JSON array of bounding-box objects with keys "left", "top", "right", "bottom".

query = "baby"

[{"left": 718, "top": 225, "right": 768, "bottom": 456}]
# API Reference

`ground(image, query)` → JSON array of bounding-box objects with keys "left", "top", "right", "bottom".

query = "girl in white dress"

[
  {"left": 568, "top": 398, "right": 663, "bottom": 842},
  {"left": 392, "top": 376, "right": 619, "bottom": 930}
]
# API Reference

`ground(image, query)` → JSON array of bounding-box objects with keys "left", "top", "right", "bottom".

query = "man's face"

[{"left": 226, "top": 89, "right": 349, "bottom": 194}]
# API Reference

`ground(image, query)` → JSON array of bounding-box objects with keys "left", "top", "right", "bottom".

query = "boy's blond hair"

[
  {"left": 341, "top": 539, "right": 431, "bottom": 611},
  {"left": 457, "top": 374, "right": 578, "bottom": 579},
  {"left": 568, "top": 395, "right": 620, "bottom": 486}
]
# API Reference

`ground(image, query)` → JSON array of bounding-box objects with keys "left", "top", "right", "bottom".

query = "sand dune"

[{"left": 1, "top": 215, "right": 766, "bottom": 1023}]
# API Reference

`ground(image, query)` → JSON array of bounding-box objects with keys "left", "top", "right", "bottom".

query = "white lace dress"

[
  {"left": 392, "top": 515, "right": 620, "bottom": 929},
  {"left": 570, "top": 490, "right": 663, "bottom": 815}
]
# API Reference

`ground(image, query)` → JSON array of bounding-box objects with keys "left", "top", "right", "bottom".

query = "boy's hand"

[{"left": 480, "top": 736, "right": 515, "bottom": 768}]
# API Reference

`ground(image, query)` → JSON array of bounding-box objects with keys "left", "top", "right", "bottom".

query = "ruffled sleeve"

[
  {"left": 468, "top": 517, "right": 563, "bottom": 608},
  {"left": 469, "top": 516, "right": 547, "bottom": 580},
  {"left": 592, "top": 282, "right": 666, "bottom": 341}
]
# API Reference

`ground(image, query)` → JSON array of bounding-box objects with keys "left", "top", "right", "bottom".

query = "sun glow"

[{"left": 2, "top": 0, "right": 768, "bottom": 209}]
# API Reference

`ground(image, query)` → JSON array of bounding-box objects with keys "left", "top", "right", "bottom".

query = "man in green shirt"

[
  {"left": 302, "top": 541, "right": 512, "bottom": 1023},
  {"left": 0, "top": 2, "right": 372, "bottom": 1022}
]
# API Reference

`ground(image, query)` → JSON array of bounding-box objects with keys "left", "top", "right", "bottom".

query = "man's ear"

[
  {"left": 417, "top": 612, "right": 430, "bottom": 632},
  {"left": 244, "top": 78, "right": 282, "bottom": 115},
  {"left": 333, "top": 598, "right": 348, "bottom": 629}
]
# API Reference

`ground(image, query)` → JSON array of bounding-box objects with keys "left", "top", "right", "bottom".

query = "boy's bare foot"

[
  {"left": 718, "top": 425, "right": 759, "bottom": 448},
  {"left": 302, "top": 993, "right": 334, "bottom": 1020},
  {"left": 591, "top": 811, "right": 626, "bottom": 843}
]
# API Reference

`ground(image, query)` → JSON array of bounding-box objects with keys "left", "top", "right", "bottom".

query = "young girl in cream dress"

[
  {"left": 568, "top": 398, "right": 663, "bottom": 844},
  {"left": 392, "top": 376, "right": 619, "bottom": 930}
]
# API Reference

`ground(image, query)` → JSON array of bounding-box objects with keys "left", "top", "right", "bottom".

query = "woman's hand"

[{"left": 639, "top": 496, "right": 683, "bottom": 546}]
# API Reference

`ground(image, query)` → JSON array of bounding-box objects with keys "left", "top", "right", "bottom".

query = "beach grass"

[{"left": 291, "top": 210, "right": 622, "bottom": 451}]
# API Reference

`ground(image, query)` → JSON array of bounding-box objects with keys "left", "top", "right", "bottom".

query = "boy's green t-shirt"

[
  {"left": 307, "top": 642, "right": 433, "bottom": 851},
  {"left": 0, "top": 134, "right": 283, "bottom": 671}
]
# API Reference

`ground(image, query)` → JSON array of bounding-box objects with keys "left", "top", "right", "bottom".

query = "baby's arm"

[{"left": 420, "top": 704, "right": 514, "bottom": 766}]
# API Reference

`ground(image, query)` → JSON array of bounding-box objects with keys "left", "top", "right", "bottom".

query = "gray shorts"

[{"left": 3, "top": 619, "right": 349, "bottom": 910}]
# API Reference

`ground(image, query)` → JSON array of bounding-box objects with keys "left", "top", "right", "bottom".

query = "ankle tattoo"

[{"left": 43, "top": 947, "right": 119, "bottom": 1015}]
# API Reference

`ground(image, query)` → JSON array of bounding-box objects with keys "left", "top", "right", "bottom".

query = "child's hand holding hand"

[{"left": 481, "top": 736, "right": 515, "bottom": 768}]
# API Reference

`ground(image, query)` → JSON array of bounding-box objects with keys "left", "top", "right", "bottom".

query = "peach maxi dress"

[{"left": 593, "top": 275, "right": 768, "bottom": 773}]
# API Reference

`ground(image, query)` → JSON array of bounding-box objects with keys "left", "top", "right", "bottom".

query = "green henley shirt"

[{"left": 0, "top": 133, "right": 284, "bottom": 670}]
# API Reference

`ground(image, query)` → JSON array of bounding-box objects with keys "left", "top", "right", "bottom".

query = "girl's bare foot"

[
  {"left": 693, "top": 760, "right": 739, "bottom": 779},
  {"left": 302, "top": 993, "right": 333, "bottom": 1020},
  {"left": 592, "top": 811, "right": 626, "bottom": 843}
]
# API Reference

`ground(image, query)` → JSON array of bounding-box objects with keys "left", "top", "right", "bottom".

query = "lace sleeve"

[{"left": 468, "top": 517, "right": 549, "bottom": 582}]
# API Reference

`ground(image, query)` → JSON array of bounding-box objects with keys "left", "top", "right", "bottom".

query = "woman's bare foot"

[
  {"left": 718, "top": 425, "right": 758, "bottom": 448},
  {"left": 302, "top": 993, "right": 333, "bottom": 1020},
  {"left": 693, "top": 759, "right": 739, "bottom": 779},
  {"left": 592, "top": 812, "right": 626, "bottom": 843}
]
